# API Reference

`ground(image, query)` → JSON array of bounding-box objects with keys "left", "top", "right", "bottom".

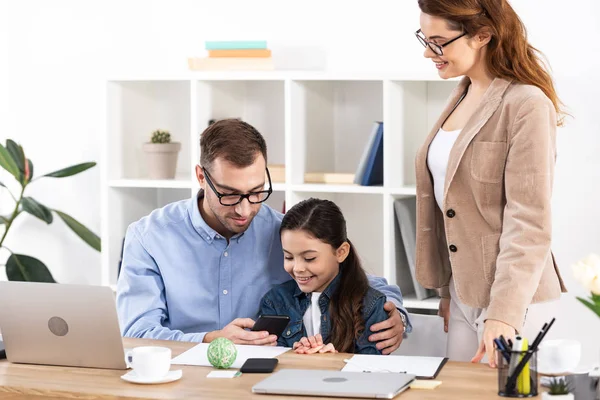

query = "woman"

[{"left": 414, "top": 0, "right": 567, "bottom": 367}]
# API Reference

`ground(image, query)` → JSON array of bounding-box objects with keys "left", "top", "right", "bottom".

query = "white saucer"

[{"left": 120, "top": 369, "right": 182, "bottom": 384}]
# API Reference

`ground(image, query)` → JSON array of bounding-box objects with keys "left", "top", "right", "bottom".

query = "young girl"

[{"left": 258, "top": 198, "right": 389, "bottom": 355}]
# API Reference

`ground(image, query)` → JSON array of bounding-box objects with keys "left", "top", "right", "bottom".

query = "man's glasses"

[
  {"left": 203, "top": 167, "right": 273, "bottom": 206},
  {"left": 415, "top": 29, "right": 467, "bottom": 56}
]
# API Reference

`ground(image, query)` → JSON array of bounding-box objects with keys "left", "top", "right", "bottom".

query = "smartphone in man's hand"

[{"left": 251, "top": 315, "right": 290, "bottom": 338}]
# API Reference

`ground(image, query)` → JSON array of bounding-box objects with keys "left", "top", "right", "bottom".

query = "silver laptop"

[
  {"left": 252, "top": 369, "right": 416, "bottom": 399},
  {"left": 0, "top": 281, "right": 127, "bottom": 370}
]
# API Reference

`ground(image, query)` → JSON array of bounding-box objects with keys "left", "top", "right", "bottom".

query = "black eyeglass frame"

[
  {"left": 415, "top": 29, "right": 468, "bottom": 56},
  {"left": 202, "top": 167, "right": 273, "bottom": 206}
]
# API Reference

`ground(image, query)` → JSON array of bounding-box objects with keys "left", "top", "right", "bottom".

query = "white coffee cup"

[
  {"left": 537, "top": 339, "right": 581, "bottom": 374},
  {"left": 126, "top": 346, "right": 172, "bottom": 379}
]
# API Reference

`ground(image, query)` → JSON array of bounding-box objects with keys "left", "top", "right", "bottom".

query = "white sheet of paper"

[
  {"left": 341, "top": 355, "right": 446, "bottom": 378},
  {"left": 207, "top": 371, "right": 241, "bottom": 378},
  {"left": 171, "top": 343, "right": 290, "bottom": 369}
]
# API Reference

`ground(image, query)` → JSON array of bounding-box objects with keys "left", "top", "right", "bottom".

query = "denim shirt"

[{"left": 258, "top": 273, "right": 389, "bottom": 354}]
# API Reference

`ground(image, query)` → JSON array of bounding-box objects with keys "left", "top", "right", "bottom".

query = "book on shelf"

[
  {"left": 267, "top": 164, "right": 285, "bottom": 183},
  {"left": 208, "top": 49, "right": 271, "bottom": 58},
  {"left": 394, "top": 197, "right": 437, "bottom": 301},
  {"left": 189, "top": 40, "right": 273, "bottom": 71},
  {"left": 205, "top": 40, "right": 268, "bottom": 50},
  {"left": 304, "top": 172, "right": 355, "bottom": 185},
  {"left": 188, "top": 57, "right": 274, "bottom": 71},
  {"left": 354, "top": 121, "right": 383, "bottom": 186}
]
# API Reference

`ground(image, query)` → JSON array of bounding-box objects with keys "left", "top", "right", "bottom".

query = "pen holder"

[{"left": 497, "top": 348, "right": 539, "bottom": 398}]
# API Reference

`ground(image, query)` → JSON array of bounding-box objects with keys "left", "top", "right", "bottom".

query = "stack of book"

[{"left": 188, "top": 41, "right": 274, "bottom": 71}]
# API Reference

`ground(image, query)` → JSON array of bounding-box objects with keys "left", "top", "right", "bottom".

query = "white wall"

[{"left": 1, "top": 0, "right": 599, "bottom": 366}]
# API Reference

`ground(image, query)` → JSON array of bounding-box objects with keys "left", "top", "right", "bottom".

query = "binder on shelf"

[
  {"left": 354, "top": 122, "right": 383, "bottom": 186},
  {"left": 354, "top": 122, "right": 380, "bottom": 185},
  {"left": 394, "top": 197, "right": 436, "bottom": 300}
]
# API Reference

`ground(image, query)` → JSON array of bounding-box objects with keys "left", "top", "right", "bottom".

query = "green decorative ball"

[{"left": 207, "top": 337, "right": 237, "bottom": 369}]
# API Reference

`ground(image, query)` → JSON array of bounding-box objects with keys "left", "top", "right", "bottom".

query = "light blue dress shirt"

[{"left": 116, "top": 192, "right": 411, "bottom": 343}]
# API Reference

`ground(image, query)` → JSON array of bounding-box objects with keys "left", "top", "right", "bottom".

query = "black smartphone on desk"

[
  {"left": 240, "top": 358, "right": 278, "bottom": 373},
  {"left": 251, "top": 315, "right": 290, "bottom": 337}
]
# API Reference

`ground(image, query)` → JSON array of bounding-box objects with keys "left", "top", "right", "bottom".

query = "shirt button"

[
  {"left": 446, "top": 209, "right": 455, "bottom": 218},
  {"left": 223, "top": 290, "right": 228, "bottom": 295},
  {"left": 224, "top": 251, "right": 228, "bottom": 257},
  {"left": 449, "top": 244, "right": 457, "bottom": 252}
]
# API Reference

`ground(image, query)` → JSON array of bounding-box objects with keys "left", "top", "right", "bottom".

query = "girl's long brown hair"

[
  {"left": 280, "top": 198, "right": 369, "bottom": 353},
  {"left": 418, "top": 0, "right": 567, "bottom": 126}
]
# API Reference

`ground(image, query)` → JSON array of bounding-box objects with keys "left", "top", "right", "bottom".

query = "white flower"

[{"left": 571, "top": 253, "right": 600, "bottom": 295}]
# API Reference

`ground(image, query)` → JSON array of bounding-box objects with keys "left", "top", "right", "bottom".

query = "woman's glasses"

[{"left": 415, "top": 29, "right": 467, "bottom": 56}]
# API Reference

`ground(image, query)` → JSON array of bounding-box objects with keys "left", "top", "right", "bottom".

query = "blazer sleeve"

[{"left": 485, "top": 94, "right": 557, "bottom": 331}]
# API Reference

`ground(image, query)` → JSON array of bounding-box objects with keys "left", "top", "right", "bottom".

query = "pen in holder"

[{"left": 497, "top": 348, "right": 539, "bottom": 398}]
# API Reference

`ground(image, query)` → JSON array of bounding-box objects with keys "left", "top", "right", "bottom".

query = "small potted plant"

[
  {"left": 142, "top": 129, "right": 181, "bottom": 179},
  {"left": 542, "top": 377, "right": 574, "bottom": 400}
]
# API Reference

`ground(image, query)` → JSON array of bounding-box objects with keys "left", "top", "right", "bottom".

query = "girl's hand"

[
  {"left": 292, "top": 334, "right": 337, "bottom": 354},
  {"left": 471, "top": 319, "right": 516, "bottom": 367}
]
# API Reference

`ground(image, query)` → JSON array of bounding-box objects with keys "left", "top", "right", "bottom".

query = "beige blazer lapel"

[
  {"left": 415, "top": 77, "right": 470, "bottom": 189},
  {"left": 442, "top": 77, "right": 512, "bottom": 201}
]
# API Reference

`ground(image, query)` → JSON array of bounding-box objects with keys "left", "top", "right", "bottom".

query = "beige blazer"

[{"left": 415, "top": 76, "right": 567, "bottom": 331}]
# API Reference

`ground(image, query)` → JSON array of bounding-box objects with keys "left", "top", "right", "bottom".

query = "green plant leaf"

[
  {"left": 43, "top": 162, "right": 96, "bottom": 178},
  {"left": 6, "top": 139, "right": 25, "bottom": 179},
  {"left": 592, "top": 293, "right": 600, "bottom": 303},
  {"left": 6, "top": 253, "right": 56, "bottom": 282},
  {"left": 0, "top": 143, "right": 21, "bottom": 181},
  {"left": 27, "top": 159, "right": 34, "bottom": 181},
  {"left": 577, "top": 296, "right": 600, "bottom": 318},
  {"left": 0, "top": 215, "right": 7, "bottom": 224},
  {"left": 21, "top": 197, "right": 53, "bottom": 224},
  {"left": 54, "top": 210, "right": 101, "bottom": 251}
]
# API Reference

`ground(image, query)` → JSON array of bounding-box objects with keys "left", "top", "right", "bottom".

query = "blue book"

[
  {"left": 360, "top": 122, "right": 384, "bottom": 186},
  {"left": 205, "top": 41, "right": 267, "bottom": 50}
]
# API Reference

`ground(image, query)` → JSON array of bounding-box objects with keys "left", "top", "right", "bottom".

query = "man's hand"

[
  {"left": 438, "top": 297, "right": 450, "bottom": 333},
  {"left": 368, "top": 301, "right": 405, "bottom": 355},
  {"left": 203, "top": 318, "right": 278, "bottom": 346},
  {"left": 292, "top": 334, "right": 337, "bottom": 354},
  {"left": 471, "top": 319, "right": 516, "bottom": 368}
]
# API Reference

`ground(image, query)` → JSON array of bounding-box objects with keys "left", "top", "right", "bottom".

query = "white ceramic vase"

[{"left": 143, "top": 142, "right": 181, "bottom": 179}]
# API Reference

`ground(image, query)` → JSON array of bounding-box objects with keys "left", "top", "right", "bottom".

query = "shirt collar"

[{"left": 188, "top": 190, "right": 246, "bottom": 244}]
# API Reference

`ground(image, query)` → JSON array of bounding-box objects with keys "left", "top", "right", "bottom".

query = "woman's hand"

[
  {"left": 438, "top": 298, "right": 450, "bottom": 333},
  {"left": 471, "top": 319, "right": 516, "bottom": 367},
  {"left": 292, "top": 334, "right": 337, "bottom": 354}
]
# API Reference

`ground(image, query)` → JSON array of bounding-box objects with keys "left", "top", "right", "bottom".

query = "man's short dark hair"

[{"left": 200, "top": 118, "right": 268, "bottom": 170}]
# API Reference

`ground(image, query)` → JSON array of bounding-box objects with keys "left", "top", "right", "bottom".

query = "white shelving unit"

[{"left": 103, "top": 72, "right": 458, "bottom": 312}]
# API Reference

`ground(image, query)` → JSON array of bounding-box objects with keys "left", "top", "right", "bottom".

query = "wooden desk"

[{"left": 0, "top": 338, "right": 504, "bottom": 399}]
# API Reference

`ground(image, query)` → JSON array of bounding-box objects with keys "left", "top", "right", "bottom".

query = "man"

[{"left": 117, "top": 119, "right": 412, "bottom": 354}]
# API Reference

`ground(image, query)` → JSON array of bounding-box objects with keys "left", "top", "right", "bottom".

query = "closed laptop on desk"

[
  {"left": 0, "top": 281, "right": 127, "bottom": 370},
  {"left": 252, "top": 369, "right": 415, "bottom": 399}
]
